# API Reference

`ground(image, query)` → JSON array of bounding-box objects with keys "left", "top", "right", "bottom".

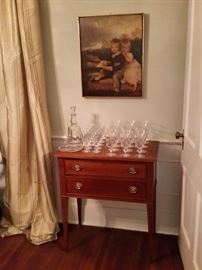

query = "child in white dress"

[{"left": 121, "top": 39, "right": 141, "bottom": 91}]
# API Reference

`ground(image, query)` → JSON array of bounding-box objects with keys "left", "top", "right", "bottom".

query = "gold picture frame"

[{"left": 79, "top": 13, "right": 144, "bottom": 97}]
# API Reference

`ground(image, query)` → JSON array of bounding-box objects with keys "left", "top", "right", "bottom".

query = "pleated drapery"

[{"left": 0, "top": 0, "right": 59, "bottom": 244}]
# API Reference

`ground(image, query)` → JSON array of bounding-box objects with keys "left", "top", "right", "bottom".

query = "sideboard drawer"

[
  {"left": 65, "top": 177, "right": 146, "bottom": 201},
  {"left": 64, "top": 160, "right": 146, "bottom": 179}
]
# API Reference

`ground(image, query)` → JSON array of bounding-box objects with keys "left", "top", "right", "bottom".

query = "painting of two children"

[{"left": 79, "top": 14, "right": 143, "bottom": 97}]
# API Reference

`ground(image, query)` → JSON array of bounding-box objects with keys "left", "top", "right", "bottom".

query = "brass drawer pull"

[
  {"left": 73, "top": 182, "right": 83, "bottom": 190},
  {"left": 128, "top": 186, "right": 138, "bottom": 194},
  {"left": 72, "top": 164, "right": 81, "bottom": 172},
  {"left": 128, "top": 167, "right": 138, "bottom": 175}
]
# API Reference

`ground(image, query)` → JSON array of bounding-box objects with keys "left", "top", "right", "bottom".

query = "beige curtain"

[{"left": 0, "top": 0, "right": 59, "bottom": 244}]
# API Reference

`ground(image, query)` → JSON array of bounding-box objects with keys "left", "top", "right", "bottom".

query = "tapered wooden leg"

[
  {"left": 147, "top": 202, "right": 155, "bottom": 234},
  {"left": 148, "top": 232, "right": 157, "bottom": 263},
  {"left": 61, "top": 197, "right": 69, "bottom": 249},
  {"left": 147, "top": 198, "right": 156, "bottom": 262},
  {"left": 77, "top": 198, "right": 82, "bottom": 226}
]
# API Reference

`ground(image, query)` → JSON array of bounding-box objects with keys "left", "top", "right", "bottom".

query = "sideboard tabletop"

[{"left": 54, "top": 140, "right": 159, "bottom": 162}]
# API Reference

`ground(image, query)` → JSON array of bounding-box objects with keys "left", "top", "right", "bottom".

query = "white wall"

[
  {"left": 40, "top": 0, "right": 188, "bottom": 140},
  {"left": 39, "top": 0, "right": 188, "bottom": 235}
]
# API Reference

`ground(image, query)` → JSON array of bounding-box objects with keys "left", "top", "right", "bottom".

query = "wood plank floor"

[{"left": 0, "top": 225, "right": 184, "bottom": 270}]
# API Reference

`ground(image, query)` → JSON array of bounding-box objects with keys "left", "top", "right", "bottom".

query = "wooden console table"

[{"left": 55, "top": 141, "right": 159, "bottom": 250}]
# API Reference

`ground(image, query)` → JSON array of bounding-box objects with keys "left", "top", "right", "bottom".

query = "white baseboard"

[{"left": 57, "top": 198, "right": 179, "bottom": 235}]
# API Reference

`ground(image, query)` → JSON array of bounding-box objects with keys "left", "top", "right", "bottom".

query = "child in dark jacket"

[{"left": 96, "top": 38, "right": 125, "bottom": 92}]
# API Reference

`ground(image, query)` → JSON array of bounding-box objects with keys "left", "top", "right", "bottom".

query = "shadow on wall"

[
  {"left": 39, "top": 0, "right": 64, "bottom": 135},
  {"left": 149, "top": 123, "right": 177, "bottom": 141},
  {"left": 142, "top": 13, "right": 149, "bottom": 99}
]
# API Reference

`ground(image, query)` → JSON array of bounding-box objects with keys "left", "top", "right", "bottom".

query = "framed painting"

[{"left": 79, "top": 13, "right": 144, "bottom": 97}]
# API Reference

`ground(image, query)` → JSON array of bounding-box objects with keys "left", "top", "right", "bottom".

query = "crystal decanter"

[{"left": 58, "top": 106, "right": 83, "bottom": 152}]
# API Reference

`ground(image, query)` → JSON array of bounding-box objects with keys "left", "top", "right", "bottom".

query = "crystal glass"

[
  {"left": 121, "top": 137, "right": 131, "bottom": 157},
  {"left": 92, "top": 132, "right": 102, "bottom": 153},
  {"left": 135, "top": 136, "right": 146, "bottom": 156},
  {"left": 82, "top": 132, "right": 92, "bottom": 152},
  {"left": 142, "top": 120, "right": 150, "bottom": 146},
  {"left": 133, "top": 121, "right": 149, "bottom": 151},
  {"left": 106, "top": 136, "right": 117, "bottom": 156}
]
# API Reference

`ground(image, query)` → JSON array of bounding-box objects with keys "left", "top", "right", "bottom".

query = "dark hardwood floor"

[{"left": 0, "top": 225, "right": 184, "bottom": 270}]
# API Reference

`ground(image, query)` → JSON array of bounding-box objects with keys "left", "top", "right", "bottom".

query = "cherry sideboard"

[{"left": 54, "top": 141, "right": 159, "bottom": 249}]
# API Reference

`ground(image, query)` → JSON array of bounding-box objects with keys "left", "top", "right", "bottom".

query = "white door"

[{"left": 178, "top": 0, "right": 202, "bottom": 269}]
